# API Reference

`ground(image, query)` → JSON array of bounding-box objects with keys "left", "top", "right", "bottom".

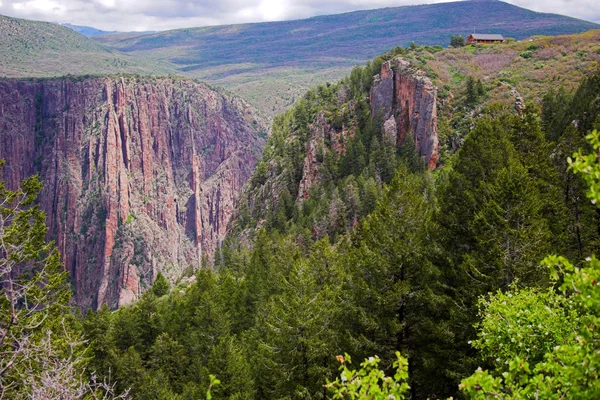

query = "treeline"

[{"left": 79, "top": 65, "right": 600, "bottom": 399}]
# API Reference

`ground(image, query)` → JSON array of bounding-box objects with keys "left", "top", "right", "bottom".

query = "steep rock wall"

[
  {"left": 297, "top": 111, "right": 355, "bottom": 202},
  {"left": 0, "top": 77, "right": 266, "bottom": 309},
  {"left": 371, "top": 58, "right": 439, "bottom": 169},
  {"left": 296, "top": 58, "right": 439, "bottom": 201}
]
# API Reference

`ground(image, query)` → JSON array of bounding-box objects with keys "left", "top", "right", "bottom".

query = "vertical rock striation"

[
  {"left": 0, "top": 76, "right": 266, "bottom": 309},
  {"left": 295, "top": 57, "right": 439, "bottom": 202},
  {"left": 371, "top": 58, "right": 439, "bottom": 169}
]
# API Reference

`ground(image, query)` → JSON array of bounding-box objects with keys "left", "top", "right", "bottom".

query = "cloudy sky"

[{"left": 0, "top": 0, "right": 598, "bottom": 32}]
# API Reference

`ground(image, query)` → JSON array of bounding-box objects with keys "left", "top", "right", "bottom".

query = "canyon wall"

[
  {"left": 0, "top": 76, "right": 266, "bottom": 309},
  {"left": 371, "top": 58, "right": 439, "bottom": 169},
  {"left": 296, "top": 57, "right": 439, "bottom": 201}
]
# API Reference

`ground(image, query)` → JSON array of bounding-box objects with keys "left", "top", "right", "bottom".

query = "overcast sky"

[{"left": 0, "top": 0, "right": 598, "bottom": 32}]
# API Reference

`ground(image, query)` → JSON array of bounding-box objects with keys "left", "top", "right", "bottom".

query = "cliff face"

[
  {"left": 0, "top": 76, "right": 266, "bottom": 309},
  {"left": 296, "top": 57, "right": 439, "bottom": 201},
  {"left": 371, "top": 58, "right": 439, "bottom": 169},
  {"left": 297, "top": 111, "right": 355, "bottom": 202}
]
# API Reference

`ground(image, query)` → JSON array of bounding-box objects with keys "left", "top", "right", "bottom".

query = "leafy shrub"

[
  {"left": 519, "top": 50, "right": 535, "bottom": 59},
  {"left": 325, "top": 352, "right": 410, "bottom": 399}
]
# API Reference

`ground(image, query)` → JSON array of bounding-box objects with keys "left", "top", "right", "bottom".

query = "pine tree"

[
  {"left": 151, "top": 272, "right": 170, "bottom": 297},
  {"left": 461, "top": 163, "right": 552, "bottom": 291},
  {"left": 436, "top": 111, "right": 568, "bottom": 389},
  {"left": 251, "top": 258, "right": 340, "bottom": 399},
  {"left": 465, "top": 76, "right": 478, "bottom": 105},
  {"left": 341, "top": 169, "right": 451, "bottom": 398}
]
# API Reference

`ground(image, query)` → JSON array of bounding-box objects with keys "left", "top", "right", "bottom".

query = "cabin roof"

[{"left": 469, "top": 34, "right": 505, "bottom": 40}]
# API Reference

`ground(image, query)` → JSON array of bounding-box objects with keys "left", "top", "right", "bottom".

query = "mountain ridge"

[{"left": 93, "top": 0, "right": 599, "bottom": 115}]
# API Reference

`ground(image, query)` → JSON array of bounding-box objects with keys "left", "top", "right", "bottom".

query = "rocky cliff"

[
  {"left": 0, "top": 76, "right": 266, "bottom": 309},
  {"left": 296, "top": 57, "right": 439, "bottom": 201},
  {"left": 371, "top": 58, "right": 439, "bottom": 169}
]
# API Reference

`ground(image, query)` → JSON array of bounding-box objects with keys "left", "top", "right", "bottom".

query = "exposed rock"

[
  {"left": 383, "top": 117, "right": 398, "bottom": 146},
  {"left": 510, "top": 89, "right": 525, "bottom": 114},
  {"left": 295, "top": 57, "right": 439, "bottom": 202},
  {"left": 298, "top": 112, "right": 327, "bottom": 202},
  {"left": 370, "top": 57, "right": 439, "bottom": 169},
  {"left": 297, "top": 111, "right": 356, "bottom": 202},
  {"left": 0, "top": 76, "right": 266, "bottom": 309}
]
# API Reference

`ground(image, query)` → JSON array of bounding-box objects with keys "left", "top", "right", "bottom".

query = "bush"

[
  {"left": 519, "top": 50, "right": 535, "bottom": 59},
  {"left": 450, "top": 35, "right": 465, "bottom": 48}
]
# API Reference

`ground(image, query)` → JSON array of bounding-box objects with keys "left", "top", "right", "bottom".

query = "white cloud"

[{"left": 0, "top": 0, "right": 597, "bottom": 32}]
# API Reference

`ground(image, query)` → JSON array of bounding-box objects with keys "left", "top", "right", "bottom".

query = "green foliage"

[
  {"left": 460, "top": 131, "right": 600, "bottom": 398},
  {"left": 0, "top": 160, "right": 126, "bottom": 398},
  {"left": 472, "top": 284, "right": 579, "bottom": 367},
  {"left": 325, "top": 352, "right": 410, "bottom": 399},
  {"left": 81, "top": 45, "right": 600, "bottom": 400},
  {"left": 450, "top": 35, "right": 466, "bottom": 48},
  {"left": 465, "top": 76, "right": 485, "bottom": 105},
  {"left": 151, "top": 272, "right": 170, "bottom": 297},
  {"left": 340, "top": 170, "right": 452, "bottom": 397},
  {"left": 519, "top": 50, "right": 535, "bottom": 59}
]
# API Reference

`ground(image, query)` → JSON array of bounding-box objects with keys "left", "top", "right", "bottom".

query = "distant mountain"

[
  {"left": 2, "top": 1, "right": 598, "bottom": 116},
  {"left": 0, "top": 14, "right": 173, "bottom": 78},
  {"left": 61, "top": 23, "right": 157, "bottom": 37},
  {"left": 97, "top": 0, "right": 599, "bottom": 72},
  {"left": 61, "top": 23, "right": 116, "bottom": 37},
  {"left": 93, "top": 0, "right": 599, "bottom": 115}
]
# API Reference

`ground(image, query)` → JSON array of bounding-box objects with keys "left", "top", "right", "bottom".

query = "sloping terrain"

[
  {"left": 94, "top": 0, "right": 599, "bottom": 115},
  {"left": 0, "top": 15, "right": 172, "bottom": 78},
  {"left": 61, "top": 23, "right": 157, "bottom": 37},
  {"left": 421, "top": 29, "right": 600, "bottom": 155},
  {"left": 98, "top": 0, "right": 598, "bottom": 72},
  {"left": 228, "top": 27, "right": 600, "bottom": 242},
  {"left": 61, "top": 23, "right": 117, "bottom": 37}
]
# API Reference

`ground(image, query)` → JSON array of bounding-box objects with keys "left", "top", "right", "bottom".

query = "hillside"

[
  {"left": 400, "top": 29, "right": 600, "bottom": 156},
  {"left": 61, "top": 23, "right": 117, "bottom": 37},
  {"left": 231, "top": 28, "right": 600, "bottom": 229},
  {"left": 95, "top": 0, "right": 599, "bottom": 115},
  {"left": 0, "top": 14, "right": 173, "bottom": 78}
]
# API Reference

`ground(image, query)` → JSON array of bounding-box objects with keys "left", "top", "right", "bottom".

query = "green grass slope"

[{"left": 0, "top": 14, "right": 173, "bottom": 78}]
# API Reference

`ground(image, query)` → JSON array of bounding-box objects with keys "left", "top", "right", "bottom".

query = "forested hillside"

[
  {"left": 2, "top": 0, "right": 600, "bottom": 396},
  {"left": 71, "top": 45, "right": 600, "bottom": 399}
]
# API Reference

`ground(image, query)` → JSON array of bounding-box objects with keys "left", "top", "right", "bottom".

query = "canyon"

[
  {"left": 0, "top": 76, "right": 266, "bottom": 309},
  {"left": 0, "top": 59, "right": 437, "bottom": 310}
]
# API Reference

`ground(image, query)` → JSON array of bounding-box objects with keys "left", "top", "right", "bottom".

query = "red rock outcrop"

[
  {"left": 297, "top": 111, "right": 356, "bottom": 202},
  {"left": 295, "top": 58, "right": 439, "bottom": 201},
  {"left": 370, "top": 58, "right": 439, "bottom": 169},
  {"left": 0, "top": 76, "right": 266, "bottom": 309}
]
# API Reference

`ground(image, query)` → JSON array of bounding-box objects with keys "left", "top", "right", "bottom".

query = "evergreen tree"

[
  {"left": 251, "top": 258, "right": 340, "bottom": 399},
  {"left": 342, "top": 169, "right": 450, "bottom": 398},
  {"left": 151, "top": 272, "right": 170, "bottom": 297},
  {"left": 450, "top": 35, "right": 465, "bottom": 48},
  {"left": 465, "top": 76, "right": 478, "bottom": 105},
  {"left": 0, "top": 161, "right": 126, "bottom": 398}
]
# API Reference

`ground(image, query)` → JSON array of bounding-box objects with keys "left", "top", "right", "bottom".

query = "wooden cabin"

[{"left": 466, "top": 34, "right": 505, "bottom": 45}]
